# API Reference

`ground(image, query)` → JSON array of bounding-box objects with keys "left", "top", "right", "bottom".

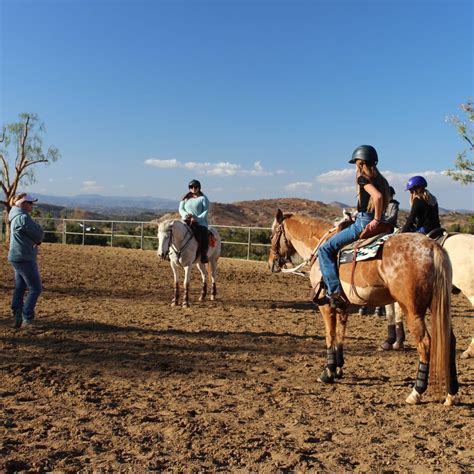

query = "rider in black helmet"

[
  {"left": 318, "top": 145, "right": 390, "bottom": 308},
  {"left": 348, "top": 145, "right": 379, "bottom": 165}
]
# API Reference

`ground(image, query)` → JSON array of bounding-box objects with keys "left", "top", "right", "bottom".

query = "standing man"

[{"left": 8, "top": 193, "right": 44, "bottom": 328}]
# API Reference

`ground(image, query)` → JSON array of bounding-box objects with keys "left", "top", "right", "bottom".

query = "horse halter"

[{"left": 271, "top": 221, "right": 292, "bottom": 270}]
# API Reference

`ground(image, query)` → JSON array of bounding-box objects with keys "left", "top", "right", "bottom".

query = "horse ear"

[{"left": 276, "top": 209, "right": 284, "bottom": 224}]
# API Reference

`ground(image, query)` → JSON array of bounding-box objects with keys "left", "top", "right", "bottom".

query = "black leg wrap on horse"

[
  {"left": 319, "top": 348, "right": 337, "bottom": 383},
  {"left": 335, "top": 346, "right": 344, "bottom": 368},
  {"left": 415, "top": 362, "right": 429, "bottom": 394},
  {"left": 326, "top": 347, "right": 337, "bottom": 371}
]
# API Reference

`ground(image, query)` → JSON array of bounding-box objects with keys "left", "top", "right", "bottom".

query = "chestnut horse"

[
  {"left": 268, "top": 209, "right": 458, "bottom": 406},
  {"left": 157, "top": 219, "right": 221, "bottom": 307}
]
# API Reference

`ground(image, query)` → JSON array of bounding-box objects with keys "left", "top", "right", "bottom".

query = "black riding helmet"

[
  {"left": 188, "top": 179, "right": 201, "bottom": 189},
  {"left": 349, "top": 145, "right": 378, "bottom": 165}
]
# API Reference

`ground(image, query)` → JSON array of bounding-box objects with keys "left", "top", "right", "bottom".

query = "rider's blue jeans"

[
  {"left": 318, "top": 212, "right": 373, "bottom": 296},
  {"left": 10, "top": 259, "right": 42, "bottom": 322}
]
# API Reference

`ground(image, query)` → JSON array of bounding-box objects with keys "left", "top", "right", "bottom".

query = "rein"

[
  {"left": 274, "top": 221, "right": 337, "bottom": 277},
  {"left": 169, "top": 223, "right": 195, "bottom": 261}
]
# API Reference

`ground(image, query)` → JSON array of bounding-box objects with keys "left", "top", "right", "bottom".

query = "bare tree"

[
  {"left": 1, "top": 113, "right": 60, "bottom": 241},
  {"left": 446, "top": 100, "right": 473, "bottom": 185}
]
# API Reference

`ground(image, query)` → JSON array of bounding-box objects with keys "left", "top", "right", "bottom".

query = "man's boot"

[
  {"left": 13, "top": 309, "right": 23, "bottom": 329},
  {"left": 381, "top": 324, "right": 396, "bottom": 350},
  {"left": 392, "top": 322, "right": 405, "bottom": 350}
]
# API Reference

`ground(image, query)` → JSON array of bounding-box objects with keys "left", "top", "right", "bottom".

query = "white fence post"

[{"left": 247, "top": 227, "right": 251, "bottom": 260}]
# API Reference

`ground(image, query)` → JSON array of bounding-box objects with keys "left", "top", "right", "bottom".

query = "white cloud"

[
  {"left": 145, "top": 158, "right": 278, "bottom": 177},
  {"left": 284, "top": 181, "right": 314, "bottom": 192},
  {"left": 81, "top": 180, "right": 103, "bottom": 193},
  {"left": 145, "top": 159, "right": 180, "bottom": 168}
]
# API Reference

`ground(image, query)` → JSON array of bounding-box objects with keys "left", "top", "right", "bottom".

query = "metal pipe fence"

[{"left": 33, "top": 217, "right": 272, "bottom": 261}]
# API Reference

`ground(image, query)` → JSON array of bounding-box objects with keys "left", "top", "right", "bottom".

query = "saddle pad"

[
  {"left": 339, "top": 233, "right": 392, "bottom": 264},
  {"left": 209, "top": 232, "right": 217, "bottom": 248}
]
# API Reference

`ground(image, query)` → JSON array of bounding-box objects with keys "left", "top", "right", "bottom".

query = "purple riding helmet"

[{"left": 405, "top": 175, "right": 427, "bottom": 191}]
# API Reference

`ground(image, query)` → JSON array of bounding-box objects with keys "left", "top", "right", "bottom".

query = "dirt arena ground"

[{"left": 1, "top": 243, "right": 473, "bottom": 472}]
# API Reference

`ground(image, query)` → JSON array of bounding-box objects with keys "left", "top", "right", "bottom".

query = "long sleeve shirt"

[
  {"left": 178, "top": 194, "right": 210, "bottom": 227},
  {"left": 401, "top": 198, "right": 440, "bottom": 233},
  {"left": 8, "top": 207, "right": 44, "bottom": 262}
]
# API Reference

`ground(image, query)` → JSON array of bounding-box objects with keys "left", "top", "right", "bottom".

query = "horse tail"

[{"left": 429, "top": 243, "right": 454, "bottom": 398}]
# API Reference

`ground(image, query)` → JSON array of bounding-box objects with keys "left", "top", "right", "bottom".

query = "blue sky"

[{"left": 1, "top": 0, "right": 473, "bottom": 210}]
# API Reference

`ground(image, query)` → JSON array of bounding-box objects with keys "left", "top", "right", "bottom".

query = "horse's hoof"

[
  {"left": 443, "top": 393, "right": 457, "bottom": 406},
  {"left": 210, "top": 296, "right": 215, "bottom": 301},
  {"left": 335, "top": 367, "right": 343, "bottom": 379},
  {"left": 461, "top": 343, "right": 474, "bottom": 359},
  {"left": 405, "top": 388, "right": 422, "bottom": 405},
  {"left": 380, "top": 340, "right": 394, "bottom": 351},
  {"left": 318, "top": 368, "right": 335, "bottom": 383},
  {"left": 198, "top": 297, "right": 205, "bottom": 302},
  {"left": 171, "top": 301, "right": 177, "bottom": 307},
  {"left": 182, "top": 302, "right": 190, "bottom": 308},
  {"left": 392, "top": 341, "right": 405, "bottom": 351}
]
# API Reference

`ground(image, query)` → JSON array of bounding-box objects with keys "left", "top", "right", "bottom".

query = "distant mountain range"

[
  {"left": 28, "top": 194, "right": 473, "bottom": 215},
  {"left": 33, "top": 193, "right": 179, "bottom": 214}
]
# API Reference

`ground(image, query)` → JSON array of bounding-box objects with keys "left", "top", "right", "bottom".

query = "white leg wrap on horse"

[{"left": 406, "top": 388, "right": 422, "bottom": 405}]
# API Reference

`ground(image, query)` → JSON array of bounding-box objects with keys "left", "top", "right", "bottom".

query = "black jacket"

[{"left": 401, "top": 198, "right": 440, "bottom": 233}]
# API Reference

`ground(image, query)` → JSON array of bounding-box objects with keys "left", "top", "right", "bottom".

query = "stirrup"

[{"left": 329, "top": 292, "right": 346, "bottom": 309}]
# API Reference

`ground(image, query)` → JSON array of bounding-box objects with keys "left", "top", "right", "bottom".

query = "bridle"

[
  {"left": 271, "top": 221, "right": 293, "bottom": 270},
  {"left": 271, "top": 218, "right": 339, "bottom": 276},
  {"left": 161, "top": 221, "right": 195, "bottom": 261}
]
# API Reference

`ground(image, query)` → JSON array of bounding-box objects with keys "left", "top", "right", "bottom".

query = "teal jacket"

[
  {"left": 178, "top": 194, "right": 209, "bottom": 227},
  {"left": 8, "top": 207, "right": 44, "bottom": 262}
]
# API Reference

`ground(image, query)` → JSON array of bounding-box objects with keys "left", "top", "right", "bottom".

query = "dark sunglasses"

[{"left": 189, "top": 185, "right": 199, "bottom": 189}]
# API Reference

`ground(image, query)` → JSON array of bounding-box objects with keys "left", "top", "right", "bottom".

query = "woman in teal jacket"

[
  {"left": 8, "top": 193, "right": 44, "bottom": 328},
  {"left": 178, "top": 179, "right": 210, "bottom": 263}
]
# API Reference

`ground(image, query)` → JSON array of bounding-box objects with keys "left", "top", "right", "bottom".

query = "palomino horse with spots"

[
  {"left": 405, "top": 233, "right": 473, "bottom": 358},
  {"left": 157, "top": 219, "right": 221, "bottom": 307},
  {"left": 268, "top": 209, "right": 458, "bottom": 406}
]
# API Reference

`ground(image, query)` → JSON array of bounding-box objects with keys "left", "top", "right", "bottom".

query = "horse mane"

[
  {"left": 285, "top": 214, "right": 333, "bottom": 241},
  {"left": 158, "top": 219, "right": 178, "bottom": 232}
]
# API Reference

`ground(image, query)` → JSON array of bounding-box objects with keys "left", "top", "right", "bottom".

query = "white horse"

[
  {"left": 157, "top": 219, "right": 221, "bottom": 307},
  {"left": 444, "top": 233, "right": 474, "bottom": 359}
]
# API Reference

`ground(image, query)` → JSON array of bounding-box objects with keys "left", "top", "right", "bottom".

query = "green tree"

[
  {"left": 0, "top": 113, "right": 60, "bottom": 241},
  {"left": 446, "top": 100, "right": 473, "bottom": 184}
]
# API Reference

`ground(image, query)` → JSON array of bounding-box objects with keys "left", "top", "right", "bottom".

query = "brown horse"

[{"left": 268, "top": 209, "right": 458, "bottom": 406}]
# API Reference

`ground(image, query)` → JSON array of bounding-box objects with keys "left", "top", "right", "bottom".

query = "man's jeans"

[
  {"left": 318, "top": 212, "right": 373, "bottom": 296},
  {"left": 10, "top": 260, "right": 42, "bottom": 322}
]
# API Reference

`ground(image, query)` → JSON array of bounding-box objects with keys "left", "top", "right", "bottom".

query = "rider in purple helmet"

[{"left": 400, "top": 176, "right": 440, "bottom": 234}]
